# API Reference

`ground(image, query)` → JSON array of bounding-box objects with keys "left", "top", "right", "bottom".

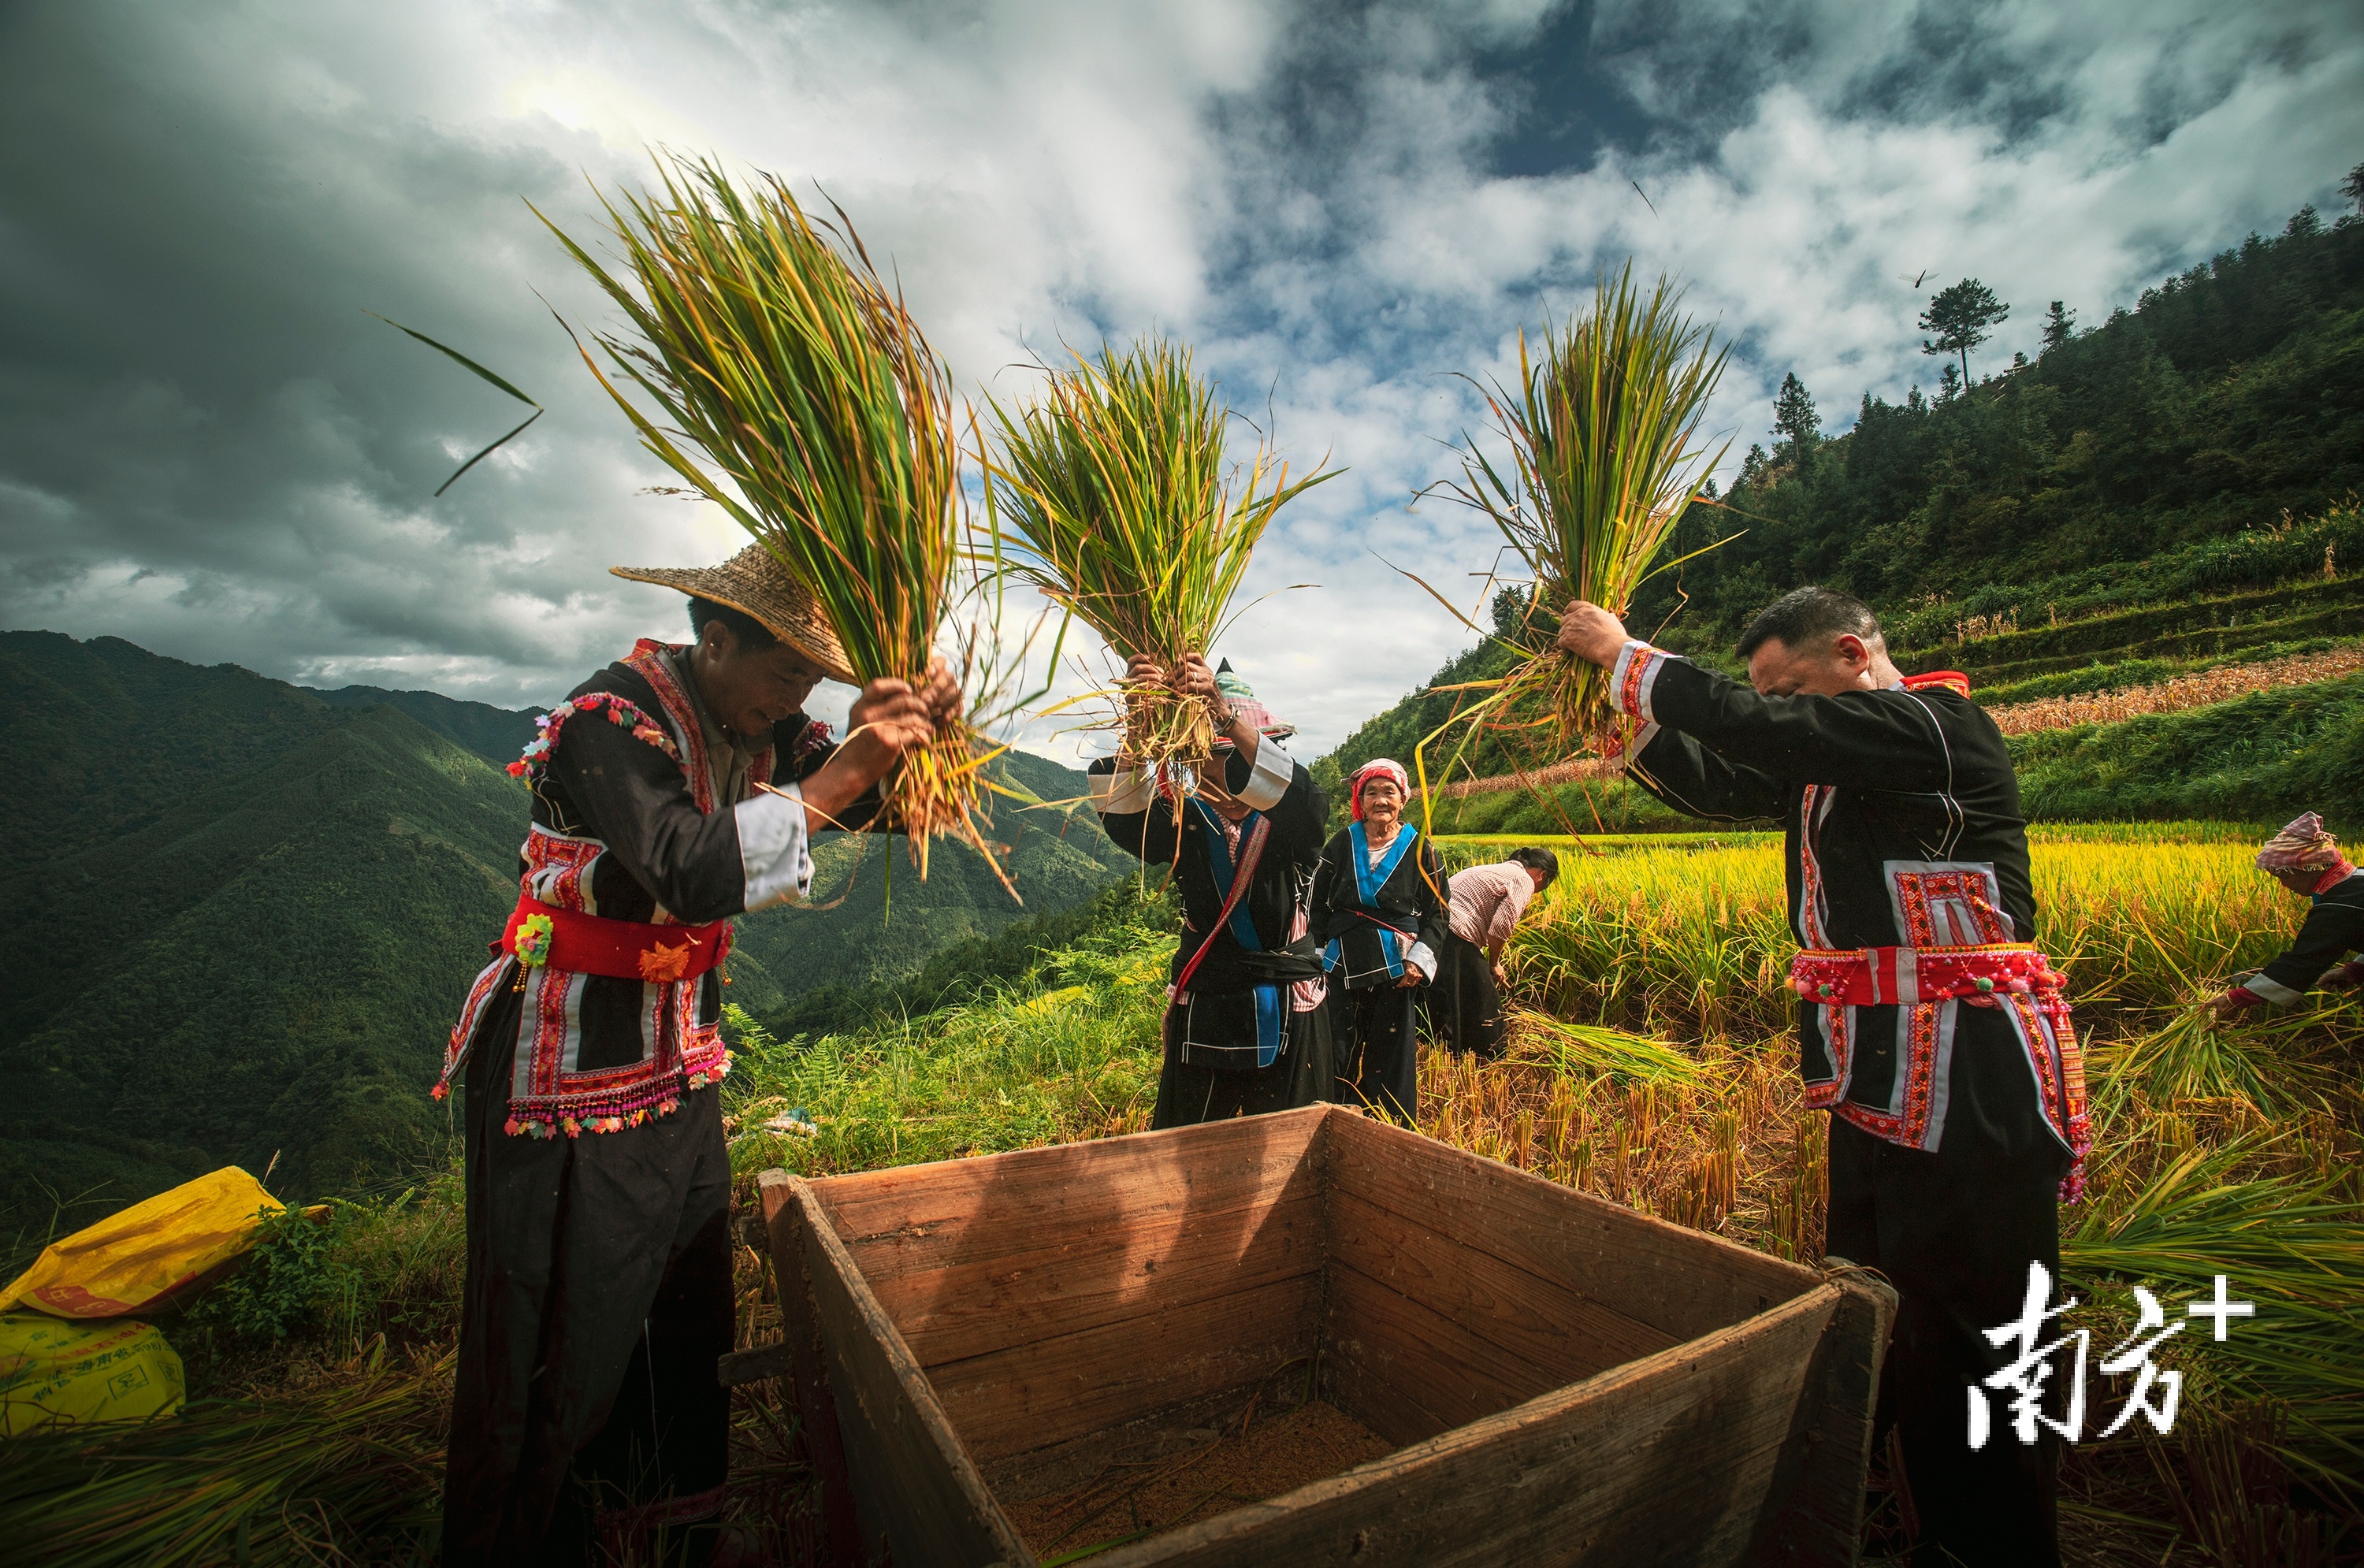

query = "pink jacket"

[{"left": 1448, "top": 861, "right": 1534, "bottom": 947}]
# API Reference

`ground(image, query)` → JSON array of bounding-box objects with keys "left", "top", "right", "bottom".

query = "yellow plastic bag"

[
  {"left": 0, "top": 1313, "right": 185, "bottom": 1434},
  {"left": 0, "top": 1167, "right": 287, "bottom": 1319}
]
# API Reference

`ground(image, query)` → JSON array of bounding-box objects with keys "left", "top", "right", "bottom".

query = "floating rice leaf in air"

[{"left": 364, "top": 311, "right": 544, "bottom": 495}]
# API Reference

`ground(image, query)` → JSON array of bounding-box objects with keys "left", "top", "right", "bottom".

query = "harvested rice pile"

[
  {"left": 1003, "top": 1399, "right": 1395, "bottom": 1559},
  {"left": 1983, "top": 646, "right": 2364, "bottom": 734}
]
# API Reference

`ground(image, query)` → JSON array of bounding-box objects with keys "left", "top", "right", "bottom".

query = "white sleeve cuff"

[
  {"left": 2244, "top": 971, "right": 2305, "bottom": 1005},
  {"left": 1405, "top": 941, "right": 1439, "bottom": 983},
  {"left": 1090, "top": 767, "right": 1154, "bottom": 815},
  {"left": 1237, "top": 736, "right": 1295, "bottom": 812},
  {"left": 1608, "top": 639, "right": 1673, "bottom": 723},
  {"left": 736, "top": 785, "right": 813, "bottom": 911}
]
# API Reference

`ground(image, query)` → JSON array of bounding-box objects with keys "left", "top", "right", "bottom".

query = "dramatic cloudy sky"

[{"left": 4, "top": 1, "right": 2360, "bottom": 760}]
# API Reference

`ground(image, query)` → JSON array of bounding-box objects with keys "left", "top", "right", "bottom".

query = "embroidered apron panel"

[{"left": 1883, "top": 860, "right": 2016, "bottom": 946}]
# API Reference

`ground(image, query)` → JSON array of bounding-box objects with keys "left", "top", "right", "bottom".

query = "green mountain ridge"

[
  {"left": 307, "top": 682, "right": 541, "bottom": 769},
  {"left": 1, "top": 631, "right": 1127, "bottom": 1229}
]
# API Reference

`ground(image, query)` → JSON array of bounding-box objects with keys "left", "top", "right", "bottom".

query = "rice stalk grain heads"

[
  {"left": 978, "top": 335, "right": 1334, "bottom": 773},
  {"left": 1407, "top": 266, "right": 1730, "bottom": 817},
  {"left": 537, "top": 153, "right": 997, "bottom": 885}
]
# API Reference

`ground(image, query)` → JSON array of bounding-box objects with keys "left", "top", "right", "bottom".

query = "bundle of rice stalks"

[
  {"left": 2089, "top": 1001, "right": 2346, "bottom": 1124},
  {"left": 0, "top": 1341, "right": 449, "bottom": 1566},
  {"left": 979, "top": 335, "right": 1332, "bottom": 770},
  {"left": 1515, "top": 1010, "right": 1707, "bottom": 1087},
  {"left": 2065, "top": 1134, "right": 2364, "bottom": 1499},
  {"left": 540, "top": 153, "right": 990, "bottom": 881},
  {"left": 1417, "top": 265, "right": 1730, "bottom": 778}
]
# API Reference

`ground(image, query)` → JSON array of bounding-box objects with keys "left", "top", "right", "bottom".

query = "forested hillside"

[
  {"left": 1634, "top": 198, "right": 2364, "bottom": 653},
  {"left": 1321, "top": 191, "right": 2364, "bottom": 823},
  {"left": 0, "top": 633, "right": 1126, "bottom": 1229}
]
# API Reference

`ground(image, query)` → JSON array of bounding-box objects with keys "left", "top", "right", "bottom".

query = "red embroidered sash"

[
  {"left": 1789, "top": 942, "right": 2091, "bottom": 1203},
  {"left": 1789, "top": 942, "right": 2065, "bottom": 1006},
  {"left": 501, "top": 896, "right": 733, "bottom": 984}
]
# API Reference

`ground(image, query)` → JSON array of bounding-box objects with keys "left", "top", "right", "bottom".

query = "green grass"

[
  {"left": 721, "top": 885, "right": 1175, "bottom": 1179},
  {"left": 2013, "top": 673, "right": 2364, "bottom": 827}
]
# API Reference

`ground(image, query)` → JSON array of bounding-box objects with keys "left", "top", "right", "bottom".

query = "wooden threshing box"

[{"left": 758, "top": 1103, "right": 1893, "bottom": 1566}]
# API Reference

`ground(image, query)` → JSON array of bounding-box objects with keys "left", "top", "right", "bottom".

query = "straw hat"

[{"left": 611, "top": 543, "right": 855, "bottom": 683}]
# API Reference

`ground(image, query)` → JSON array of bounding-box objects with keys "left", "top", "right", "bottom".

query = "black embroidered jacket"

[
  {"left": 1089, "top": 740, "right": 1326, "bottom": 996},
  {"left": 1611, "top": 641, "right": 2082, "bottom": 1176},
  {"left": 2246, "top": 871, "right": 2364, "bottom": 1003}
]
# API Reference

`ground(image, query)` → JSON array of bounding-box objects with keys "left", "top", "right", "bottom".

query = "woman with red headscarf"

[{"left": 1311, "top": 758, "right": 1450, "bottom": 1121}]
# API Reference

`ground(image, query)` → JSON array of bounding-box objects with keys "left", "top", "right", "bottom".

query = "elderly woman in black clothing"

[{"left": 1312, "top": 758, "right": 1450, "bottom": 1121}]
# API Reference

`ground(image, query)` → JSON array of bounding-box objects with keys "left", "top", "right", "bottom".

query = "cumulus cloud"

[{"left": 2, "top": 0, "right": 2358, "bottom": 762}]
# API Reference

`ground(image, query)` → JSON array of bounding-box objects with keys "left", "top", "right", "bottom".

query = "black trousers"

[
  {"left": 444, "top": 987, "right": 734, "bottom": 1566},
  {"left": 1826, "top": 1015, "right": 2070, "bottom": 1568},
  {"left": 1421, "top": 933, "right": 1505, "bottom": 1057},
  {"left": 1329, "top": 984, "right": 1420, "bottom": 1122},
  {"left": 1151, "top": 998, "right": 1335, "bottom": 1129}
]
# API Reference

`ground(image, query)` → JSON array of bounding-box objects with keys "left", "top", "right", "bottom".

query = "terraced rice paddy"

[{"left": 1986, "top": 645, "right": 2364, "bottom": 735}]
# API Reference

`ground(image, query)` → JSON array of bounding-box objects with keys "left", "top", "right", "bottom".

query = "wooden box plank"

[
  {"left": 784, "top": 1171, "right": 1032, "bottom": 1566},
  {"left": 929, "top": 1269, "right": 1324, "bottom": 1463},
  {"left": 812, "top": 1110, "right": 1323, "bottom": 1281},
  {"left": 1327, "top": 1184, "right": 1682, "bottom": 1386},
  {"left": 1095, "top": 1285, "right": 1857, "bottom": 1567},
  {"left": 1328, "top": 1109, "right": 1816, "bottom": 1343},
  {"left": 855, "top": 1187, "right": 1321, "bottom": 1369},
  {"left": 1324, "top": 1259, "right": 1561, "bottom": 1442}
]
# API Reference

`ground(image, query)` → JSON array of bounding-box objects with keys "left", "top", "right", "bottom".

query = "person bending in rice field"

[
  {"left": 434, "top": 544, "right": 959, "bottom": 1567},
  {"left": 2210, "top": 812, "right": 2364, "bottom": 1020},
  {"left": 1089, "top": 657, "right": 1335, "bottom": 1126},
  {"left": 1556, "top": 585, "right": 2089, "bottom": 1568},
  {"left": 1312, "top": 760, "right": 1451, "bottom": 1122},
  {"left": 1423, "top": 845, "right": 1558, "bottom": 1058}
]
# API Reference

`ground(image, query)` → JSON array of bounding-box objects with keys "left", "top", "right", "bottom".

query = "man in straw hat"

[
  {"left": 2210, "top": 812, "right": 2364, "bottom": 1018},
  {"left": 1556, "top": 586, "right": 2087, "bottom": 1568},
  {"left": 437, "top": 542, "right": 957, "bottom": 1566},
  {"left": 1090, "top": 655, "right": 1335, "bottom": 1126}
]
